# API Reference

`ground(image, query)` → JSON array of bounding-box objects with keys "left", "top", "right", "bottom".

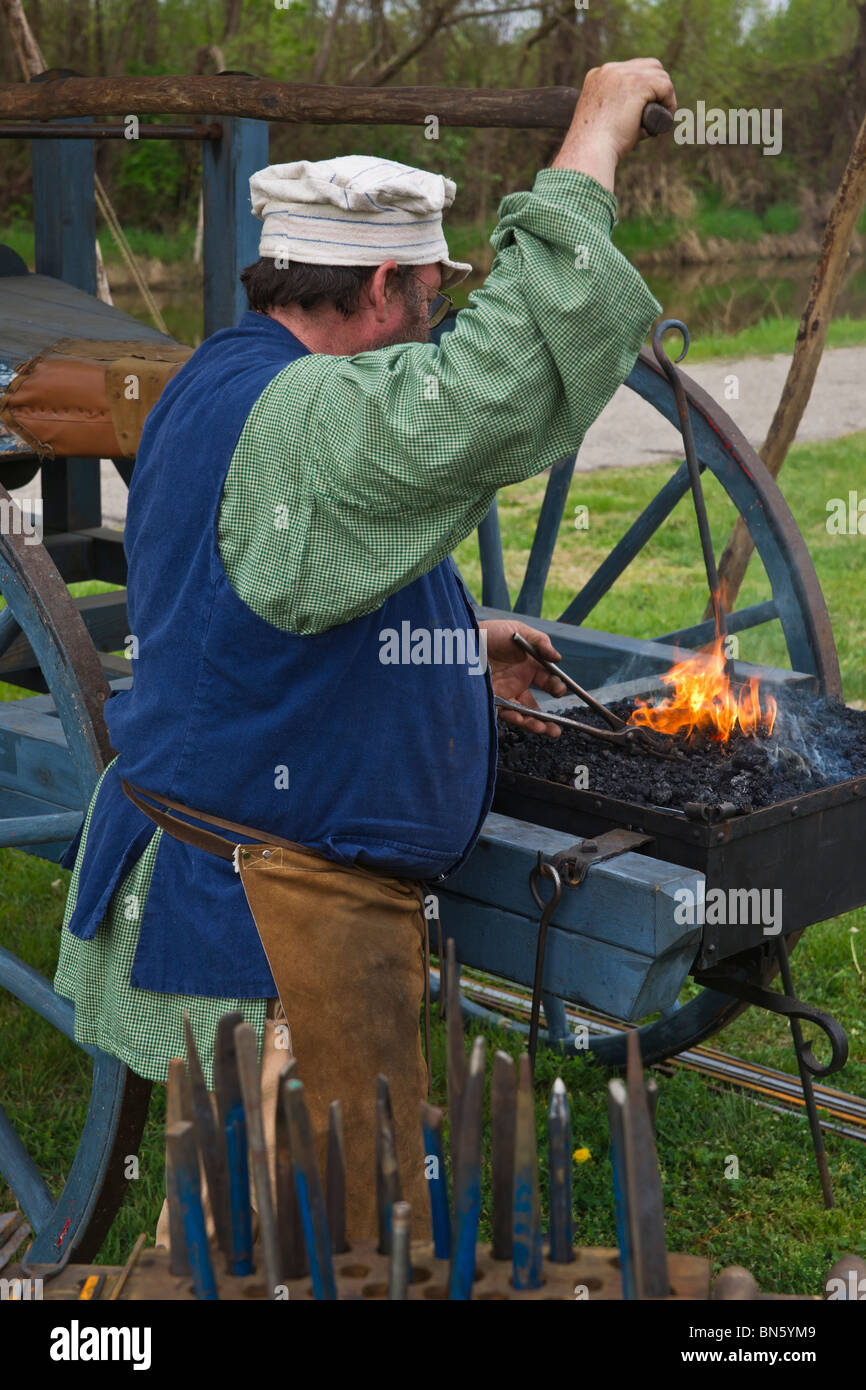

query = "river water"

[{"left": 113, "top": 255, "right": 866, "bottom": 349}]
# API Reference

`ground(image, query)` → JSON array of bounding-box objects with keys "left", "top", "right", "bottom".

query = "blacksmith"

[{"left": 54, "top": 58, "right": 675, "bottom": 1243}]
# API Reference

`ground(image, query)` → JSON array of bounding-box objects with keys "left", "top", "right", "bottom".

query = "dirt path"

[
  {"left": 10, "top": 345, "right": 866, "bottom": 528},
  {"left": 577, "top": 344, "right": 866, "bottom": 472}
]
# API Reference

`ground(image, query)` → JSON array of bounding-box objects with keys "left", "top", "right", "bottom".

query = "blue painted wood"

[
  {"left": 31, "top": 120, "right": 96, "bottom": 295},
  {"left": 0, "top": 702, "right": 83, "bottom": 807},
  {"left": 477, "top": 501, "right": 510, "bottom": 610},
  {"left": 0, "top": 809, "right": 82, "bottom": 847},
  {"left": 437, "top": 813, "right": 701, "bottom": 1019},
  {"left": 558, "top": 461, "right": 691, "bottom": 626},
  {"left": 0, "top": 273, "right": 175, "bottom": 365},
  {"left": 0, "top": 1101, "right": 54, "bottom": 1230},
  {"left": 439, "top": 896, "right": 689, "bottom": 1020},
  {"left": 654, "top": 598, "right": 779, "bottom": 649},
  {"left": 0, "top": 944, "right": 94, "bottom": 1054},
  {"left": 0, "top": 604, "right": 18, "bottom": 657},
  {"left": 447, "top": 812, "right": 699, "bottom": 958},
  {"left": 0, "top": 542, "right": 107, "bottom": 804},
  {"left": 202, "top": 117, "right": 269, "bottom": 337},
  {"left": 29, "top": 116, "right": 102, "bottom": 531},
  {"left": 514, "top": 453, "right": 577, "bottom": 616}
]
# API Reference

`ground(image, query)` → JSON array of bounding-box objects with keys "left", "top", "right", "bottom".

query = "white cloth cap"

[{"left": 249, "top": 156, "right": 472, "bottom": 289}]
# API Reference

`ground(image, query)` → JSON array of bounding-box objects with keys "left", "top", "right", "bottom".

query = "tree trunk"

[
  {"left": 707, "top": 107, "right": 866, "bottom": 617},
  {"left": 0, "top": 0, "right": 45, "bottom": 76}
]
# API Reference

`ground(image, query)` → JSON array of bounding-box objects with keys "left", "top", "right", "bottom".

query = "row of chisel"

[
  {"left": 166, "top": 945, "right": 671, "bottom": 1300},
  {"left": 444, "top": 938, "right": 670, "bottom": 1299}
]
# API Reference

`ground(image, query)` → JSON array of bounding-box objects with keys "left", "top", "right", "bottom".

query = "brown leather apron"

[{"left": 122, "top": 779, "right": 432, "bottom": 1244}]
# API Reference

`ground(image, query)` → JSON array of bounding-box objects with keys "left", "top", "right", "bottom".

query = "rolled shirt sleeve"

[{"left": 218, "top": 167, "right": 661, "bottom": 634}]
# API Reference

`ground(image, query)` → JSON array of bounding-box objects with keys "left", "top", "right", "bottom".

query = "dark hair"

[{"left": 239, "top": 257, "right": 414, "bottom": 318}]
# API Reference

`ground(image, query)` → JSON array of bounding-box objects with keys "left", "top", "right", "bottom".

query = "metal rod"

[
  {"left": 182, "top": 1011, "right": 232, "bottom": 1267},
  {"left": 445, "top": 938, "right": 466, "bottom": 1193},
  {"left": 0, "top": 122, "right": 221, "bottom": 139},
  {"left": 213, "top": 1011, "right": 253, "bottom": 1277},
  {"left": 276, "top": 1063, "right": 307, "bottom": 1281},
  {"left": 326, "top": 1100, "right": 348, "bottom": 1255},
  {"left": 512, "top": 1054, "right": 543, "bottom": 1291},
  {"left": 651, "top": 319, "right": 728, "bottom": 653},
  {"left": 775, "top": 937, "right": 835, "bottom": 1208},
  {"left": 389, "top": 1201, "right": 412, "bottom": 1300},
  {"left": 607, "top": 1078, "right": 636, "bottom": 1299},
  {"left": 284, "top": 1079, "right": 337, "bottom": 1301},
  {"left": 490, "top": 1051, "right": 516, "bottom": 1261},
  {"left": 375, "top": 1081, "right": 402, "bottom": 1256},
  {"left": 165, "top": 1057, "right": 190, "bottom": 1278},
  {"left": 449, "top": 1037, "right": 485, "bottom": 1300},
  {"left": 511, "top": 631, "right": 626, "bottom": 729},
  {"left": 547, "top": 1078, "right": 574, "bottom": 1263},
  {"left": 494, "top": 695, "right": 681, "bottom": 759},
  {"left": 625, "top": 1030, "right": 670, "bottom": 1298},
  {"left": 167, "top": 1123, "right": 218, "bottom": 1301},
  {"left": 420, "top": 1102, "right": 451, "bottom": 1260}
]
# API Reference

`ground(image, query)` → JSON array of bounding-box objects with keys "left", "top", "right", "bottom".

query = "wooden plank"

[
  {"left": 32, "top": 123, "right": 96, "bottom": 296},
  {"left": 436, "top": 896, "right": 692, "bottom": 1020},
  {"left": 0, "top": 808, "right": 82, "bottom": 847},
  {"left": 0, "top": 273, "right": 175, "bottom": 369},
  {"left": 443, "top": 812, "right": 702, "bottom": 958},
  {"left": 0, "top": 700, "right": 84, "bottom": 806},
  {"left": 202, "top": 117, "right": 268, "bottom": 337}
]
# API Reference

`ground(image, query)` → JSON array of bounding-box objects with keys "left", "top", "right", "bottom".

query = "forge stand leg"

[{"left": 775, "top": 938, "right": 834, "bottom": 1209}]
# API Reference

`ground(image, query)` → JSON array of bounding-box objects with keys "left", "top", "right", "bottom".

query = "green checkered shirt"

[{"left": 54, "top": 168, "right": 661, "bottom": 1086}]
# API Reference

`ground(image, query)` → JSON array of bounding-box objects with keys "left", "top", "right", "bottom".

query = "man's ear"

[{"left": 366, "top": 259, "right": 400, "bottom": 322}]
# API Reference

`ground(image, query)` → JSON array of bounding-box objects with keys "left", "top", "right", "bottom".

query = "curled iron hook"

[
  {"left": 651, "top": 317, "right": 690, "bottom": 373},
  {"left": 527, "top": 857, "right": 562, "bottom": 1075}
]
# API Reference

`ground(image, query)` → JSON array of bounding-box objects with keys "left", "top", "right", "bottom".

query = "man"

[{"left": 54, "top": 57, "right": 674, "bottom": 1247}]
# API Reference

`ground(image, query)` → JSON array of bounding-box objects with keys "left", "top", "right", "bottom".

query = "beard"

[{"left": 367, "top": 275, "right": 431, "bottom": 349}]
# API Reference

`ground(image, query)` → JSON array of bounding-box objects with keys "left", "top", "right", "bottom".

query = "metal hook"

[
  {"left": 651, "top": 316, "right": 690, "bottom": 373},
  {"left": 527, "top": 857, "right": 563, "bottom": 1073}
]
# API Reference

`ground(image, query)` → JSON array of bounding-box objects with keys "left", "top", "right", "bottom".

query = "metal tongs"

[{"left": 497, "top": 632, "right": 682, "bottom": 760}]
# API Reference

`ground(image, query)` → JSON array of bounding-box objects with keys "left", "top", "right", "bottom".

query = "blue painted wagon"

[{"left": 0, "top": 73, "right": 855, "bottom": 1260}]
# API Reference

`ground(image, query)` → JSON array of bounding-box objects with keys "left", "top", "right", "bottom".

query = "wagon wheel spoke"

[
  {"left": 514, "top": 452, "right": 577, "bottom": 616},
  {"left": 558, "top": 460, "right": 692, "bottom": 626},
  {"left": 0, "top": 604, "right": 21, "bottom": 660},
  {"left": 477, "top": 500, "right": 510, "bottom": 609},
  {"left": 653, "top": 597, "right": 779, "bottom": 649}
]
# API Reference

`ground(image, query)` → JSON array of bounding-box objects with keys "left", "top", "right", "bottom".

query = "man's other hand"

[
  {"left": 551, "top": 58, "right": 677, "bottom": 191},
  {"left": 480, "top": 619, "right": 568, "bottom": 739}
]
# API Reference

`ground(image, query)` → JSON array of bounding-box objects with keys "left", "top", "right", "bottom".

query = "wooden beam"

[{"left": 0, "top": 74, "right": 581, "bottom": 128}]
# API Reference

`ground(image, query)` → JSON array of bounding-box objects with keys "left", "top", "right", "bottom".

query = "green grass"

[
  {"left": 2, "top": 431, "right": 866, "bottom": 1289},
  {"left": 681, "top": 313, "right": 866, "bottom": 361}
]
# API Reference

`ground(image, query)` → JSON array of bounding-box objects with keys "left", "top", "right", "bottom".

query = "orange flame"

[{"left": 628, "top": 639, "right": 777, "bottom": 743}]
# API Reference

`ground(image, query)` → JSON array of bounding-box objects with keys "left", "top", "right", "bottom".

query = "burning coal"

[{"left": 628, "top": 639, "right": 778, "bottom": 743}]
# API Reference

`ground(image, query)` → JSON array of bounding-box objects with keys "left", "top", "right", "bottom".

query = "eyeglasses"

[{"left": 404, "top": 271, "right": 453, "bottom": 328}]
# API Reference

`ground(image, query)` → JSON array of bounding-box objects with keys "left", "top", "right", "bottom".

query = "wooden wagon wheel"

[
  {"left": 459, "top": 338, "right": 841, "bottom": 1068},
  {"left": 0, "top": 482, "right": 152, "bottom": 1262}
]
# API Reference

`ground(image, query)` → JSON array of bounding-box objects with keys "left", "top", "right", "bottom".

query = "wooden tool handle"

[{"left": 641, "top": 101, "right": 674, "bottom": 136}]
